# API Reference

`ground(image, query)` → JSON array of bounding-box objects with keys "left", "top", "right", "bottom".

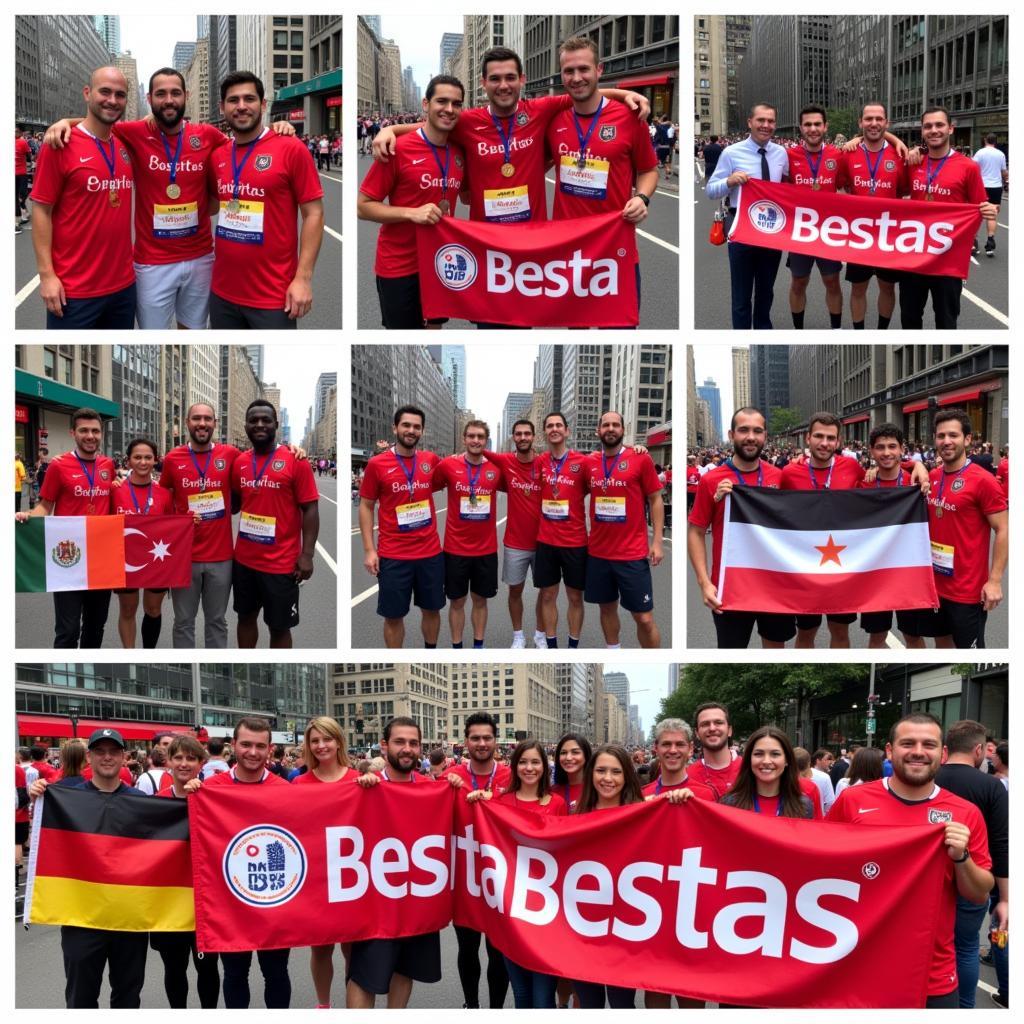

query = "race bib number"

[
  {"left": 594, "top": 495, "right": 627, "bottom": 522},
  {"left": 187, "top": 489, "right": 226, "bottom": 521},
  {"left": 396, "top": 500, "right": 432, "bottom": 531},
  {"left": 931, "top": 540, "right": 954, "bottom": 577},
  {"left": 483, "top": 185, "right": 530, "bottom": 223},
  {"left": 559, "top": 155, "right": 610, "bottom": 200},
  {"left": 153, "top": 201, "right": 199, "bottom": 239},
  {"left": 460, "top": 494, "right": 491, "bottom": 520},
  {"left": 542, "top": 499, "right": 570, "bottom": 520},
  {"left": 216, "top": 200, "right": 265, "bottom": 245},
  {"left": 239, "top": 511, "right": 276, "bottom": 544}
]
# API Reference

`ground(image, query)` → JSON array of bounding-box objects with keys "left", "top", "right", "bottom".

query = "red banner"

[
  {"left": 188, "top": 783, "right": 949, "bottom": 1007},
  {"left": 416, "top": 212, "right": 639, "bottom": 327},
  {"left": 729, "top": 179, "right": 981, "bottom": 278},
  {"left": 123, "top": 514, "right": 194, "bottom": 589}
]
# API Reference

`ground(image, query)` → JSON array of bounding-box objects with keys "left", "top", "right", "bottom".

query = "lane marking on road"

[
  {"left": 970, "top": 255, "right": 979, "bottom": 267},
  {"left": 961, "top": 287, "right": 1009, "bottom": 326},
  {"left": 977, "top": 981, "right": 997, "bottom": 996},
  {"left": 317, "top": 492, "right": 337, "bottom": 506},
  {"left": 319, "top": 172, "right": 343, "bottom": 183},
  {"left": 324, "top": 225, "right": 343, "bottom": 243},
  {"left": 885, "top": 631, "right": 905, "bottom": 650},
  {"left": 998, "top": 222, "right": 1009, "bottom": 229},
  {"left": 316, "top": 541, "right": 338, "bottom": 575},
  {"left": 15, "top": 275, "right": 40, "bottom": 307},
  {"left": 351, "top": 583, "right": 378, "bottom": 607},
  {"left": 655, "top": 187, "right": 679, "bottom": 199}
]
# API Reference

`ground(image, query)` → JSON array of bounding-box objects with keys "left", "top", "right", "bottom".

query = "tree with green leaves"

[
  {"left": 826, "top": 106, "right": 859, "bottom": 142},
  {"left": 768, "top": 406, "right": 804, "bottom": 437}
]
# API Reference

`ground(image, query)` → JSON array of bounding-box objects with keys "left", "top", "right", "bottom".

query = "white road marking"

[
  {"left": 318, "top": 492, "right": 337, "bottom": 506},
  {"left": 319, "top": 172, "right": 343, "bottom": 183},
  {"left": 885, "top": 631, "right": 905, "bottom": 649},
  {"left": 315, "top": 541, "right": 337, "bottom": 575},
  {"left": 351, "top": 583, "right": 378, "bottom": 607},
  {"left": 15, "top": 275, "right": 40, "bottom": 307},
  {"left": 324, "top": 225, "right": 342, "bottom": 243},
  {"left": 961, "top": 287, "right": 1010, "bottom": 326}
]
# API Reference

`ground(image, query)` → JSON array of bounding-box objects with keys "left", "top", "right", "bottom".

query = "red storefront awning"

[
  {"left": 842, "top": 414, "right": 870, "bottom": 425},
  {"left": 904, "top": 380, "right": 1000, "bottom": 414},
  {"left": 17, "top": 714, "right": 192, "bottom": 741},
  {"left": 605, "top": 74, "right": 673, "bottom": 89},
  {"left": 938, "top": 387, "right": 982, "bottom": 406},
  {"left": 902, "top": 400, "right": 929, "bottom": 413},
  {"left": 646, "top": 429, "right": 671, "bottom": 445}
]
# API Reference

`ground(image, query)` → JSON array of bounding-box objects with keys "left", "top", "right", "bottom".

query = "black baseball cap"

[{"left": 87, "top": 728, "right": 126, "bottom": 750}]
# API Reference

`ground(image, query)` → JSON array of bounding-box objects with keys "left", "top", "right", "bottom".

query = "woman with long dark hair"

[
  {"left": 834, "top": 745, "right": 885, "bottom": 797},
  {"left": 552, "top": 732, "right": 592, "bottom": 812},
  {"left": 720, "top": 726, "right": 814, "bottom": 819}
]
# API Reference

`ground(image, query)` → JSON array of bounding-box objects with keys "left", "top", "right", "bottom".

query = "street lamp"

[{"left": 67, "top": 703, "right": 81, "bottom": 739}]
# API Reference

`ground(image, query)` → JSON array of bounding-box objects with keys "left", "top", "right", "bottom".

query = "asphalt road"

[
  {"left": 14, "top": 474, "right": 338, "bottom": 650},
  {"left": 692, "top": 175, "right": 1009, "bottom": 331},
  {"left": 14, "top": 168, "right": 342, "bottom": 331},
  {"left": 686, "top": 530, "right": 1008, "bottom": 650},
  {"left": 350, "top": 489, "right": 673, "bottom": 650},
  {"left": 356, "top": 153, "right": 679, "bottom": 329}
]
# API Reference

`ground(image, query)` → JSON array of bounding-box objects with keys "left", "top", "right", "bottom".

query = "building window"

[
  {"left": 273, "top": 31, "right": 288, "bottom": 49},
  {"left": 291, "top": 31, "right": 304, "bottom": 51},
  {"left": 274, "top": 54, "right": 287, "bottom": 69}
]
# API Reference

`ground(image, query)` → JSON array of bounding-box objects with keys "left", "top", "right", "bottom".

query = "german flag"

[{"left": 26, "top": 785, "right": 194, "bottom": 931}]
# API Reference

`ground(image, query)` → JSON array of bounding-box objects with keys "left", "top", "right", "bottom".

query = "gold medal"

[
  {"left": 108, "top": 190, "right": 120, "bottom": 208},
  {"left": 166, "top": 183, "right": 181, "bottom": 199},
  {"left": 438, "top": 199, "right": 450, "bottom": 215},
  {"left": 576, "top": 155, "right": 588, "bottom": 171},
  {"left": 925, "top": 192, "right": 934, "bottom": 202},
  {"left": 500, "top": 162, "right": 515, "bottom": 178},
  {"left": 87, "top": 503, "right": 96, "bottom": 515},
  {"left": 936, "top": 505, "right": 943, "bottom": 518},
  {"left": 811, "top": 182, "right": 821, "bottom": 191},
  {"left": 227, "top": 199, "right": 241, "bottom": 214}
]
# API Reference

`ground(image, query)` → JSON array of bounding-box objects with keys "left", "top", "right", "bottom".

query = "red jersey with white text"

[
  {"left": 927, "top": 461, "right": 1007, "bottom": 603},
  {"left": 685, "top": 755, "right": 742, "bottom": 800},
  {"left": 483, "top": 451, "right": 541, "bottom": 551},
  {"left": 359, "top": 448, "right": 442, "bottom": 560},
  {"left": 555, "top": 781, "right": 584, "bottom": 811},
  {"left": 451, "top": 95, "right": 573, "bottom": 223},
  {"left": 210, "top": 130, "right": 324, "bottom": 308},
  {"left": 444, "top": 761, "right": 513, "bottom": 793},
  {"left": 29, "top": 125, "right": 134, "bottom": 297},
  {"left": 39, "top": 452, "right": 117, "bottom": 515},
  {"left": 828, "top": 778, "right": 991, "bottom": 996},
  {"left": 496, "top": 791, "right": 568, "bottom": 817},
  {"left": 114, "top": 119, "right": 226, "bottom": 265},
  {"left": 110, "top": 480, "right": 174, "bottom": 517},
  {"left": 686, "top": 467, "right": 701, "bottom": 494},
  {"left": 359, "top": 129, "right": 465, "bottom": 276},
  {"left": 642, "top": 776, "right": 717, "bottom": 801},
  {"left": 536, "top": 450, "right": 589, "bottom": 548},
  {"left": 839, "top": 143, "right": 907, "bottom": 198},
  {"left": 907, "top": 150, "right": 987, "bottom": 204},
  {"left": 160, "top": 443, "right": 241, "bottom": 562},
  {"left": 15, "top": 137, "right": 31, "bottom": 175},
  {"left": 203, "top": 767, "right": 289, "bottom": 787},
  {"left": 432, "top": 455, "right": 504, "bottom": 557},
  {"left": 780, "top": 454, "right": 865, "bottom": 491},
  {"left": 786, "top": 143, "right": 844, "bottom": 191},
  {"left": 856, "top": 469, "right": 914, "bottom": 489},
  {"left": 688, "top": 460, "right": 782, "bottom": 586},
  {"left": 585, "top": 448, "right": 663, "bottom": 560},
  {"left": 230, "top": 446, "right": 319, "bottom": 574},
  {"left": 549, "top": 98, "right": 658, "bottom": 220},
  {"left": 292, "top": 768, "right": 360, "bottom": 785}
]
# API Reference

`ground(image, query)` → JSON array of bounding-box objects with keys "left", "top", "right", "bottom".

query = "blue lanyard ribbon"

[
  {"left": 752, "top": 793, "right": 783, "bottom": 816},
  {"left": 419, "top": 128, "right": 451, "bottom": 197},
  {"left": 73, "top": 454, "right": 97, "bottom": 493},
  {"left": 230, "top": 132, "right": 265, "bottom": 201},
  {"left": 127, "top": 481, "right": 153, "bottom": 515},
  {"left": 572, "top": 99, "right": 604, "bottom": 163},
  {"left": 89, "top": 134, "right": 117, "bottom": 180},
  {"left": 160, "top": 128, "right": 184, "bottom": 186},
  {"left": 464, "top": 458, "right": 483, "bottom": 501},
  {"left": 936, "top": 459, "right": 971, "bottom": 502},
  {"left": 803, "top": 146, "right": 824, "bottom": 183},
  {"left": 861, "top": 144, "right": 884, "bottom": 194},
  {"left": 925, "top": 152, "right": 952, "bottom": 196},
  {"left": 471, "top": 765, "right": 497, "bottom": 791},
  {"left": 188, "top": 445, "right": 213, "bottom": 489},
  {"left": 876, "top": 469, "right": 905, "bottom": 488},
  {"left": 250, "top": 445, "right": 278, "bottom": 484},
  {"left": 726, "top": 459, "right": 763, "bottom": 487},
  {"left": 654, "top": 775, "right": 686, "bottom": 796},
  {"left": 601, "top": 448, "right": 623, "bottom": 486},
  {"left": 549, "top": 451, "right": 569, "bottom": 498},
  {"left": 394, "top": 450, "right": 418, "bottom": 496},
  {"left": 808, "top": 458, "right": 835, "bottom": 490},
  {"left": 490, "top": 111, "right": 515, "bottom": 164}
]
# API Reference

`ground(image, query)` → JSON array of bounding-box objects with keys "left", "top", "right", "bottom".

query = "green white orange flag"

[{"left": 15, "top": 516, "right": 126, "bottom": 592}]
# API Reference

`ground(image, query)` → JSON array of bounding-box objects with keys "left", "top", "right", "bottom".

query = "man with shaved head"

[{"left": 29, "top": 66, "right": 136, "bottom": 328}]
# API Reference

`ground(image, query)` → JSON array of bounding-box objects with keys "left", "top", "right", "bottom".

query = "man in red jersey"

[
  {"left": 210, "top": 72, "right": 324, "bottom": 329},
  {"left": 30, "top": 66, "right": 135, "bottom": 329},
  {"left": 828, "top": 712, "right": 993, "bottom": 1008},
  {"left": 15, "top": 126, "right": 33, "bottom": 232},
  {"left": 898, "top": 409, "right": 1007, "bottom": 649},
  {"left": 358, "top": 76, "right": 466, "bottom": 329},
  {"left": 783, "top": 105, "right": 846, "bottom": 330},
  {"left": 686, "top": 703, "right": 742, "bottom": 799},
  {"left": 584, "top": 411, "right": 664, "bottom": 648},
  {"left": 687, "top": 407, "right": 795, "bottom": 649},
  {"left": 359, "top": 406, "right": 445, "bottom": 649},
  {"left": 780, "top": 411, "right": 928, "bottom": 649},
  {"left": 685, "top": 455, "right": 700, "bottom": 512},
  {"left": 839, "top": 103, "right": 908, "bottom": 330},
  {"left": 230, "top": 401, "right": 319, "bottom": 649},
  {"left": 642, "top": 719, "right": 715, "bottom": 801},
  {"left": 901, "top": 107, "right": 997, "bottom": 329},
  {"left": 432, "top": 420, "right": 504, "bottom": 649},
  {"left": 995, "top": 443, "right": 1008, "bottom": 495},
  {"left": 15, "top": 408, "right": 116, "bottom": 648}
]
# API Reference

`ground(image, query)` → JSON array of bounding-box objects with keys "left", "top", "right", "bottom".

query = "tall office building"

[
  {"left": 696, "top": 378, "right": 723, "bottom": 443},
  {"left": 93, "top": 15, "right": 121, "bottom": 56},
  {"left": 440, "top": 32, "right": 463, "bottom": 76},
  {"left": 109, "top": 346, "right": 161, "bottom": 457},
  {"left": 363, "top": 16, "right": 382, "bottom": 40},
  {"left": 243, "top": 346, "right": 264, "bottom": 382},
  {"left": 314, "top": 372, "right": 338, "bottom": 424},
  {"left": 559, "top": 346, "right": 612, "bottom": 453},
  {"left": 197, "top": 16, "right": 210, "bottom": 39},
  {"left": 449, "top": 663, "right": 560, "bottom": 743},
  {"left": 172, "top": 41, "right": 196, "bottom": 71},
  {"left": 724, "top": 16, "right": 752, "bottom": 133},
  {"left": 439, "top": 346, "right": 467, "bottom": 410},
  {"left": 695, "top": 16, "right": 728, "bottom": 135},
  {"left": 749, "top": 346, "right": 791, "bottom": 432},
  {"left": 732, "top": 347, "right": 750, "bottom": 411},
  {"left": 603, "top": 671, "right": 629, "bottom": 711},
  {"left": 609, "top": 346, "right": 671, "bottom": 444},
  {"left": 500, "top": 393, "right": 533, "bottom": 449}
]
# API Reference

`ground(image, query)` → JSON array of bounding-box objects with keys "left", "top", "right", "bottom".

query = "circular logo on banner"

[
  {"left": 861, "top": 861, "right": 880, "bottom": 880},
  {"left": 747, "top": 200, "right": 786, "bottom": 234},
  {"left": 223, "top": 825, "right": 307, "bottom": 907},
  {"left": 435, "top": 244, "right": 477, "bottom": 291}
]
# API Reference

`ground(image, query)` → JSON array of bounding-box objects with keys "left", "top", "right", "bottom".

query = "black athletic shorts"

[
  {"left": 444, "top": 551, "right": 498, "bottom": 600},
  {"left": 533, "top": 541, "right": 587, "bottom": 591},
  {"left": 713, "top": 610, "right": 796, "bottom": 649},
  {"left": 377, "top": 553, "right": 446, "bottom": 619},
  {"left": 796, "top": 613, "right": 857, "bottom": 630},
  {"left": 375, "top": 273, "right": 447, "bottom": 329},
  {"left": 232, "top": 561, "right": 300, "bottom": 632},
  {"left": 898, "top": 599, "right": 987, "bottom": 648},
  {"left": 845, "top": 262, "right": 901, "bottom": 285},
  {"left": 347, "top": 932, "right": 442, "bottom": 994},
  {"left": 985, "top": 186, "right": 1003, "bottom": 207},
  {"left": 15, "top": 820, "right": 28, "bottom": 845},
  {"left": 584, "top": 556, "right": 653, "bottom": 613}
]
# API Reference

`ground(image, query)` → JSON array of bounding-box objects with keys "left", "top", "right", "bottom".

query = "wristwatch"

[
  {"left": 953, "top": 849, "right": 970, "bottom": 864},
  {"left": 637, "top": 192, "right": 651, "bottom": 207}
]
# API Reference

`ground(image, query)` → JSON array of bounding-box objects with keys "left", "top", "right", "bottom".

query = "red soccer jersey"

[
  {"left": 496, "top": 791, "right": 569, "bottom": 817},
  {"left": 39, "top": 452, "right": 117, "bottom": 515},
  {"left": 786, "top": 144, "right": 844, "bottom": 191},
  {"left": 452, "top": 95, "right": 572, "bottom": 223},
  {"left": 114, "top": 119, "right": 226, "bottom": 265},
  {"left": 292, "top": 768, "right": 361, "bottom": 785},
  {"left": 585, "top": 448, "right": 663, "bottom": 561},
  {"left": 159, "top": 444, "right": 241, "bottom": 563},
  {"left": 203, "top": 767, "right": 289, "bottom": 787},
  {"left": 110, "top": 480, "right": 174, "bottom": 517},
  {"left": 686, "top": 468, "right": 701, "bottom": 494},
  {"left": 907, "top": 150, "right": 987, "bottom": 204},
  {"left": 549, "top": 98, "right": 658, "bottom": 220},
  {"left": 554, "top": 781, "right": 584, "bottom": 811},
  {"left": 642, "top": 776, "right": 717, "bottom": 801},
  {"left": 685, "top": 756, "right": 742, "bottom": 800},
  {"left": 483, "top": 451, "right": 542, "bottom": 552},
  {"left": 80, "top": 764, "right": 134, "bottom": 786},
  {"left": 359, "top": 129, "right": 466, "bottom": 277},
  {"left": 359, "top": 449, "right": 442, "bottom": 561},
  {"left": 15, "top": 137, "right": 31, "bottom": 175},
  {"left": 432, "top": 455, "right": 504, "bottom": 557},
  {"left": 996, "top": 457, "right": 1008, "bottom": 494},
  {"left": 827, "top": 778, "right": 991, "bottom": 996},
  {"left": 839, "top": 143, "right": 907, "bottom": 198},
  {"left": 927, "top": 461, "right": 1007, "bottom": 604},
  {"left": 444, "top": 761, "right": 513, "bottom": 793},
  {"left": 536, "top": 450, "right": 589, "bottom": 548},
  {"left": 780, "top": 454, "right": 865, "bottom": 491},
  {"left": 31, "top": 760, "right": 57, "bottom": 783},
  {"left": 29, "top": 125, "right": 134, "bottom": 298},
  {"left": 798, "top": 776, "right": 824, "bottom": 819},
  {"left": 856, "top": 469, "right": 915, "bottom": 488},
  {"left": 230, "top": 446, "right": 319, "bottom": 575},
  {"left": 15, "top": 766, "right": 29, "bottom": 823},
  {"left": 688, "top": 461, "right": 782, "bottom": 587},
  {"left": 210, "top": 130, "right": 324, "bottom": 309}
]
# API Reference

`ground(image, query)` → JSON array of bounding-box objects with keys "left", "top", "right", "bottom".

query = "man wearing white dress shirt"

[{"left": 706, "top": 102, "right": 789, "bottom": 329}]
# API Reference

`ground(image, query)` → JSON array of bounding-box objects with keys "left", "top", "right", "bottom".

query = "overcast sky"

[
  {"left": 375, "top": 15, "right": 466, "bottom": 99},
  {"left": 117, "top": 15, "right": 204, "bottom": 93},
  {"left": 262, "top": 345, "right": 337, "bottom": 430},
  {"left": 692, "top": 344, "right": 742, "bottom": 433},
  {"left": 464, "top": 344, "right": 536, "bottom": 431},
  {"left": 605, "top": 662, "right": 674, "bottom": 737}
]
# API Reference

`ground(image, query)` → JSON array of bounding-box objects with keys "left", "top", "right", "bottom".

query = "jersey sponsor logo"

[
  {"left": 420, "top": 461, "right": 432, "bottom": 472},
  {"left": 254, "top": 154, "right": 272, "bottom": 171},
  {"left": 516, "top": 111, "right": 529, "bottom": 126},
  {"left": 747, "top": 199, "right": 787, "bottom": 234},
  {"left": 927, "top": 809, "right": 953, "bottom": 824},
  {"left": 791, "top": 208, "right": 955, "bottom": 255},
  {"left": 272, "top": 459, "right": 286, "bottom": 472},
  {"left": 85, "top": 174, "right": 133, "bottom": 193},
  {"left": 147, "top": 155, "right": 207, "bottom": 172},
  {"left": 72, "top": 486, "right": 109, "bottom": 497},
  {"left": 486, "top": 249, "right": 620, "bottom": 298},
  {"left": 223, "top": 824, "right": 307, "bottom": 907},
  {"left": 215, "top": 458, "right": 226, "bottom": 470},
  {"left": 79, "top": 156, "right": 93, "bottom": 163},
  {"left": 485, "top": 470, "right": 497, "bottom": 481},
  {"left": 825, "top": 158, "right": 836, "bottom": 170},
  {"left": 219, "top": 180, "right": 266, "bottom": 199},
  {"left": 240, "top": 478, "right": 282, "bottom": 489},
  {"left": 475, "top": 135, "right": 535, "bottom": 158},
  {"left": 884, "top": 159, "right": 895, "bottom": 171},
  {"left": 599, "top": 125, "right": 617, "bottom": 141},
  {"left": 411, "top": 157, "right": 426, "bottom": 165},
  {"left": 390, "top": 479, "right": 431, "bottom": 494},
  {"left": 951, "top": 477, "right": 965, "bottom": 492},
  {"left": 99, "top": 470, "right": 110, "bottom": 480},
  {"left": 189, "top": 134, "right": 202, "bottom": 150},
  {"left": 420, "top": 172, "right": 463, "bottom": 190},
  {"left": 435, "top": 243, "right": 478, "bottom": 291},
  {"left": 569, "top": 463, "right": 581, "bottom": 473}
]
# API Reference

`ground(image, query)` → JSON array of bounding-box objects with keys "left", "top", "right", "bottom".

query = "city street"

[
  {"left": 686, "top": 532, "right": 1008, "bottom": 650},
  {"left": 14, "top": 474, "right": 338, "bottom": 650},
  {"left": 351, "top": 489, "right": 673, "bottom": 649},
  {"left": 693, "top": 179, "right": 1010, "bottom": 330},
  {"left": 14, "top": 168, "right": 342, "bottom": 331},
  {"left": 357, "top": 153, "right": 679, "bottom": 329}
]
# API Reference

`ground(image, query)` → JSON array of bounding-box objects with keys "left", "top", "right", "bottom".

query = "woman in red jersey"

[
  {"left": 720, "top": 726, "right": 814, "bottom": 820},
  {"left": 552, "top": 732, "right": 591, "bottom": 812}
]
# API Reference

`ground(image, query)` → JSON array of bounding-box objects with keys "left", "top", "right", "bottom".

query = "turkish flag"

[{"left": 123, "top": 515, "right": 194, "bottom": 589}]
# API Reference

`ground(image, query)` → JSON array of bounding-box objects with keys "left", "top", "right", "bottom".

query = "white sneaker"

[
  {"left": 510, "top": 635, "right": 526, "bottom": 649},
  {"left": 534, "top": 632, "right": 548, "bottom": 649}
]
